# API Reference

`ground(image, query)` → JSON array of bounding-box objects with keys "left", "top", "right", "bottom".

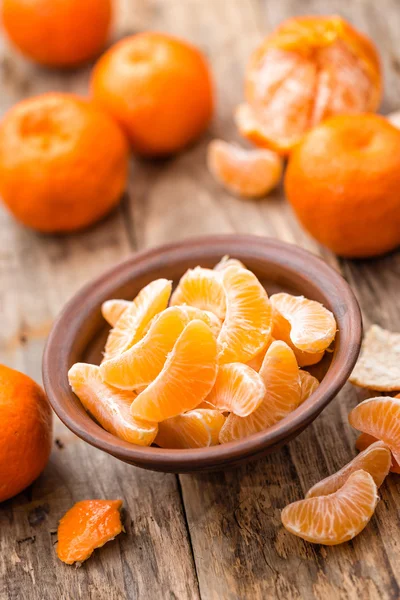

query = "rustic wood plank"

[{"left": 0, "top": 2, "right": 200, "bottom": 598}]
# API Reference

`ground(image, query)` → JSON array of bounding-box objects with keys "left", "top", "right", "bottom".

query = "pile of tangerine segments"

[{"left": 68, "top": 256, "right": 337, "bottom": 449}]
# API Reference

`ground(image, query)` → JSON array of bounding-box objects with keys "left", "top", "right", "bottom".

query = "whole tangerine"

[
  {"left": 91, "top": 32, "right": 214, "bottom": 156},
  {"left": 1, "top": 0, "right": 112, "bottom": 68},
  {"left": 0, "top": 93, "right": 129, "bottom": 233},
  {"left": 0, "top": 364, "right": 53, "bottom": 503},
  {"left": 236, "top": 15, "right": 382, "bottom": 155},
  {"left": 285, "top": 113, "right": 400, "bottom": 258}
]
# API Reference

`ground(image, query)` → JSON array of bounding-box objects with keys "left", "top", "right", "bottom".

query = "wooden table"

[{"left": 1, "top": 0, "right": 400, "bottom": 598}]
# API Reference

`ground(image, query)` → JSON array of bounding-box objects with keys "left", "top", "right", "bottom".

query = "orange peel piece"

[
  {"left": 57, "top": 499, "right": 123, "bottom": 565},
  {"left": 349, "top": 325, "right": 400, "bottom": 391}
]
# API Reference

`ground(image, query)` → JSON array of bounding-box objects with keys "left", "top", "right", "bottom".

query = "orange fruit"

[
  {"left": 306, "top": 441, "right": 391, "bottom": 498},
  {"left": 0, "top": 93, "right": 129, "bottom": 233},
  {"left": 155, "top": 409, "right": 225, "bottom": 449},
  {"left": 101, "top": 306, "right": 219, "bottom": 391},
  {"left": 281, "top": 470, "right": 379, "bottom": 545},
  {"left": 219, "top": 340, "right": 301, "bottom": 443},
  {"left": 237, "top": 15, "right": 381, "bottom": 155},
  {"left": 217, "top": 265, "right": 272, "bottom": 364},
  {"left": 170, "top": 266, "right": 226, "bottom": 321},
  {"left": 299, "top": 370, "right": 319, "bottom": 402},
  {"left": 356, "top": 433, "right": 400, "bottom": 475},
  {"left": 102, "top": 300, "right": 131, "bottom": 328},
  {"left": 2, "top": 0, "right": 112, "bottom": 68},
  {"left": 285, "top": 114, "right": 400, "bottom": 257},
  {"left": 57, "top": 499, "right": 123, "bottom": 565},
  {"left": 130, "top": 320, "right": 217, "bottom": 422},
  {"left": 68, "top": 364, "right": 158, "bottom": 446},
  {"left": 207, "top": 139, "right": 282, "bottom": 198},
  {"left": 270, "top": 293, "right": 336, "bottom": 354},
  {"left": 0, "top": 364, "right": 52, "bottom": 503},
  {"left": 103, "top": 279, "right": 172, "bottom": 361},
  {"left": 91, "top": 32, "right": 213, "bottom": 156},
  {"left": 349, "top": 397, "right": 400, "bottom": 466},
  {"left": 205, "top": 363, "right": 266, "bottom": 417}
]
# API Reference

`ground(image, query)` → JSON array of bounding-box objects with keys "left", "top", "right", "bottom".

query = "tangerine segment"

[
  {"left": 349, "top": 397, "right": 400, "bottom": 465},
  {"left": 356, "top": 433, "right": 400, "bottom": 475},
  {"left": 170, "top": 266, "right": 226, "bottom": 320},
  {"left": 68, "top": 363, "right": 157, "bottom": 446},
  {"left": 217, "top": 265, "right": 272, "bottom": 364},
  {"left": 281, "top": 470, "right": 379, "bottom": 545},
  {"left": 306, "top": 441, "right": 390, "bottom": 498},
  {"left": 103, "top": 279, "right": 172, "bottom": 361},
  {"left": 270, "top": 293, "right": 336, "bottom": 353},
  {"left": 271, "top": 306, "right": 325, "bottom": 367},
  {"left": 219, "top": 340, "right": 301, "bottom": 443},
  {"left": 155, "top": 409, "right": 225, "bottom": 449},
  {"left": 102, "top": 299, "right": 131, "bottom": 327},
  {"left": 205, "top": 363, "right": 266, "bottom": 417},
  {"left": 299, "top": 370, "right": 319, "bottom": 402},
  {"left": 57, "top": 499, "right": 123, "bottom": 565},
  {"left": 100, "top": 307, "right": 188, "bottom": 391},
  {"left": 130, "top": 320, "right": 218, "bottom": 422},
  {"left": 207, "top": 139, "right": 282, "bottom": 198},
  {"left": 214, "top": 255, "right": 245, "bottom": 272}
]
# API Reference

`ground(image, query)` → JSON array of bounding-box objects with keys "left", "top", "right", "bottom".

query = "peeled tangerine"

[
  {"left": 217, "top": 265, "right": 272, "bottom": 364},
  {"left": 155, "top": 409, "right": 225, "bottom": 449},
  {"left": 68, "top": 363, "right": 158, "bottom": 446},
  {"left": 130, "top": 320, "right": 217, "bottom": 422},
  {"left": 57, "top": 500, "right": 123, "bottom": 565},
  {"left": 282, "top": 470, "right": 379, "bottom": 545},
  {"left": 219, "top": 340, "right": 301, "bottom": 443},
  {"left": 236, "top": 15, "right": 381, "bottom": 155},
  {"left": 100, "top": 306, "right": 220, "bottom": 391},
  {"left": 103, "top": 278, "right": 172, "bottom": 361},
  {"left": 207, "top": 139, "right": 282, "bottom": 199}
]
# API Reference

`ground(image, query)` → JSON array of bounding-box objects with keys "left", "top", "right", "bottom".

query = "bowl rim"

[{"left": 42, "top": 234, "right": 362, "bottom": 471}]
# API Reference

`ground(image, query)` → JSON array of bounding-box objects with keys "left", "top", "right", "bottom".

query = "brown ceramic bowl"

[{"left": 43, "top": 235, "right": 362, "bottom": 473}]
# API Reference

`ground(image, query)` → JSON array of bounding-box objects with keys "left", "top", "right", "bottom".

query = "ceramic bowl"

[{"left": 43, "top": 235, "right": 362, "bottom": 473}]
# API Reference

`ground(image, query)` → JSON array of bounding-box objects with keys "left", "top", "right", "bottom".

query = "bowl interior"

[{"left": 43, "top": 236, "right": 361, "bottom": 472}]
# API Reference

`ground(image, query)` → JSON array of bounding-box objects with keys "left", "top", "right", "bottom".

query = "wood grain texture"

[{"left": 1, "top": 0, "right": 400, "bottom": 599}]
